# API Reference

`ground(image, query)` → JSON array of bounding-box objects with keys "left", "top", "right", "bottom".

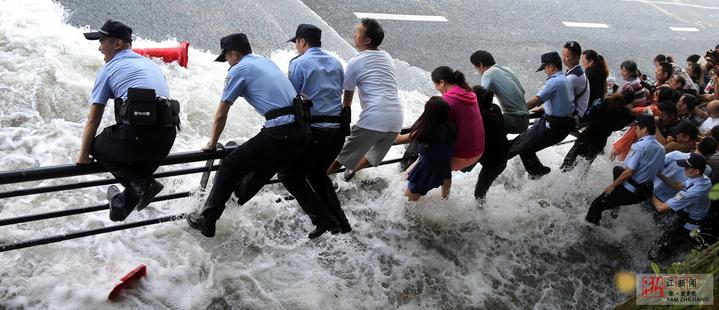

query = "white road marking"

[
  {"left": 622, "top": 0, "right": 719, "bottom": 10},
  {"left": 670, "top": 27, "right": 700, "bottom": 32},
  {"left": 353, "top": 12, "right": 448, "bottom": 22},
  {"left": 561, "top": 22, "right": 609, "bottom": 28}
]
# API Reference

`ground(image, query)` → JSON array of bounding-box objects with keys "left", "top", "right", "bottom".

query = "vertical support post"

[{"left": 199, "top": 143, "right": 224, "bottom": 190}]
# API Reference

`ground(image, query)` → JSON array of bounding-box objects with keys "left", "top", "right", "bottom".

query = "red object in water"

[
  {"left": 133, "top": 41, "right": 190, "bottom": 68},
  {"left": 108, "top": 264, "right": 147, "bottom": 301}
]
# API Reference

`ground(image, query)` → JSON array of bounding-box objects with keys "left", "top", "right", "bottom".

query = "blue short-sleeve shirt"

[
  {"left": 667, "top": 175, "right": 712, "bottom": 231},
  {"left": 90, "top": 49, "right": 170, "bottom": 104},
  {"left": 221, "top": 54, "right": 297, "bottom": 128},
  {"left": 287, "top": 48, "right": 344, "bottom": 128},
  {"left": 536, "top": 72, "right": 573, "bottom": 117},
  {"left": 653, "top": 151, "right": 712, "bottom": 202},
  {"left": 623, "top": 135, "right": 665, "bottom": 192}
]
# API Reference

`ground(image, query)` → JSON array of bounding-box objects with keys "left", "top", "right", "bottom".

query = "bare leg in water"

[
  {"left": 441, "top": 179, "right": 451, "bottom": 200},
  {"left": 327, "top": 156, "right": 371, "bottom": 176},
  {"left": 404, "top": 187, "right": 422, "bottom": 201}
]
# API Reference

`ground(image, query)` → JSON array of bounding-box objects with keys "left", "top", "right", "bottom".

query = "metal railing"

[{"left": 0, "top": 118, "right": 581, "bottom": 253}]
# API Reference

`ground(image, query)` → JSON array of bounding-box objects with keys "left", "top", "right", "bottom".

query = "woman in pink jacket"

[{"left": 431, "top": 66, "right": 485, "bottom": 171}]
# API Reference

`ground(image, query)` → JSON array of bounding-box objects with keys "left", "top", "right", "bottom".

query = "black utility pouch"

[
  {"left": 156, "top": 97, "right": 182, "bottom": 130},
  {"left": 293, "top": 95, "right": 313, "bottom": 127},
  {"left": 125, "top": 88, "right": 157, "bottom": 126}
]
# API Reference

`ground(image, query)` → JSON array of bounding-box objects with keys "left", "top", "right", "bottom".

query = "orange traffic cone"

[{"left": 133, "top": 41, "right": 189, "bottom": 68}]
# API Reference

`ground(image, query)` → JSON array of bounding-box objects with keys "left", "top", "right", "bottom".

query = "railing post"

[{"left": 199, "top": 143, "right": 224, "bottom": 190}]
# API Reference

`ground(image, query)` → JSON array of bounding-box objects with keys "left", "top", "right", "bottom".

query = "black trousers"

[
  {"left": 585, "top": 166, "right": 646, "bottom": 224},
  {"left": 507, "top": 117, "right": 571, "bottom": 175},
  {"left": 279, "top": 127, "right": 348, "bottom": 228},
  {"left": 560, "top": 132, "right": 607, "bottom": 172},
  {"left": 648, "top": 216, "right": 695, "bottom": 263},
  {"left": 91, "top": 124, "right": 176, "bottom": 208},
  {"left": 474, "top": 160, "right": 508, "bottom": 199},
  {"left": 199, "top": 124, "right": 310, "bottom": 222},
  {"left": 503, "top": 114, "right": 530, "bottom": 134}
]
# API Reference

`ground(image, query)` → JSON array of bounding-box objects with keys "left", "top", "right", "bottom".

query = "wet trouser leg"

[
  {"left": 560, "top": 133, "right": 606, "bottom": 172},
  {"left": 200, "top": 125, "right": 308, "bottom": 222},
  {"left": 91, "top": 125, "right": 176, "bottom": 208},
  {"left": 507, "top": 119, "right": 570, "bottom": 176},
  {"left": 279, "top": 127, "right": 347, "bottom": 228},
  {"left": 585, "top": 166, "right": 644, "bottom": 224},
  {"left": 648, "top": 220, "right": 693, "bottom": 263},
  {"left": 474, "top": 160, "right": 508, "bottom": 199},
  {"left": 308, "top": 128, "right": 349, "bottom": 226},
  {"left": 503, "top": 114, "right": 529, "bottom": 134}
]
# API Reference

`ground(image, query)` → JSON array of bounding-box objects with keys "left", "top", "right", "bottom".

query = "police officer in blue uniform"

[
  {"left": 279, "top": 24, "right": 351, "bottom": 239},
  {"left": 648, "top": 153, "right": 712, "bottom": 263},
  {"left": 652, "top": 138, "right": 715, "bottom": 203},
  {"left": 585, "top": 114, "right": 665, "bottom": 225},
  {"left": 77, "top": 20, "right": 178, "bottom": 221},
  {"left": 507, "top": 52, "right": 575, "bottom": 178},
  {"left": 186, "top": 33, "right": 310, "bottom": 238}
]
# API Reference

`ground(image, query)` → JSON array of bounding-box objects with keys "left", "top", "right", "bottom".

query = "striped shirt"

[{"left": 622, "top": 77, "right": 650, "bottom": 107}]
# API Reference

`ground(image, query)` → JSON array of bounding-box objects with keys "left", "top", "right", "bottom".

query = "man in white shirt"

[{"left": 327, "top": 18, "right": 404, "bottom": 180}]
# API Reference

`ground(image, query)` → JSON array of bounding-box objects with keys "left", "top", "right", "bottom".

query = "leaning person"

[
  {"left": 77, "top": 20, "right": 178, "bottom": 222},
  {"left": 186, "top": 33, "right": 310, "bottom": 238},
  {"left": 327, "top": 18, "right": 403, "bottom": 180},
  {"left": 395, "top": 97, "right": 456, "bottom": 201}
]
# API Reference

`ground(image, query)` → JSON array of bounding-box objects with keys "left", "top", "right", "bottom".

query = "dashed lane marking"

[
  {"left": 562, "top": 22, "right": 610, "bottom": 28},
  {"left": 669, "top": 27, "right": 700, "bottom": 32},
  {"left": 353, "top": 12, "right": 448, "bottom": 22},
  {"left": 622, "top": 0, "right": 719, "bottom": 10}
]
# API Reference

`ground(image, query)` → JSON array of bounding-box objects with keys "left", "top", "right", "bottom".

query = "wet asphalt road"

[{"left": 59, "top": 0, "right": 719, "bottom": 94}]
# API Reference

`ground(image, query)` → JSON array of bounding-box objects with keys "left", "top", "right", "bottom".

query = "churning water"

[{"left": 0, "top": 1, "right": 659, "bottom": 309}]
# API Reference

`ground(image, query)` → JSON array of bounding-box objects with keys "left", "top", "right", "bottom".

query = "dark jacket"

[
  {"left": 581, "top": 98, "right": 634, "bottom": 147},
  {"left": 585, "top": 66, "right": 608, "bottom": 107},
  {"left": 478, "top": 103, "right": 510, "bottom": 166}
]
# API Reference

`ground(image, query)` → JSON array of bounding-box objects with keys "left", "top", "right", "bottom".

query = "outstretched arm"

[
  {"left": 650, "top": 196, "right": 672, "bottom": 212},
  {"left": 76, "top": 104, "right": 105, "bottom": 165},
  {"left": 526, "top": 96, "right": 543, "bottom": 110},
  {"left": 604, "top": 168, "right": 634, "bottom": 193},
  {"left": 203, "top": 101, "right": 232, "bottom": 151}
]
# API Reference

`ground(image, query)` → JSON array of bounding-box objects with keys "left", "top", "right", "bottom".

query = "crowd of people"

[{"left": 75, "top": 18, "right": 719, "bottom": 265}]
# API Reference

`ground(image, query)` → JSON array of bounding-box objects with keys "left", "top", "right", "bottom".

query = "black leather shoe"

[
  {"left": 528, "top": 167, "right": 551, "bottom": 180},
  {"left": 308, "top": 226, "right": 332, "bottom": 239},
  {"left": 338, "top": 223, "right": 352, "bottom": 234},
  {"left": 108, "top": 185, "right": 131, "bottom": 222},
  {"left": 136, "top": 180, "right": 164, "bottom": 211},
  {"left": 186, "top": 212, "right": 216, "bottom": 238}
]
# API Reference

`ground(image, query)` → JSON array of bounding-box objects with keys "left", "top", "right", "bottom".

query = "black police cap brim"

[
  {"left": 287, "top": 36, "right": 297, "bottom": 43},
  {"left": 536, "top": 64, "right": 546, "bottom": 72},
  {"left": 84, "top": 32, "right": 102, "bottom": 40},
  {"left": 215, "top": 52, "right": 227, "bottom": 62}
]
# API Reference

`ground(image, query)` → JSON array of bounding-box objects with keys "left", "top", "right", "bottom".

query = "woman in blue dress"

[{"left": 396, "top": 96, "right": 457, "bottom": 201}]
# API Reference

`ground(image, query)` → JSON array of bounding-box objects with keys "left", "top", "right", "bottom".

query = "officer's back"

[
  {"left": 93, "top": 49, "right": 170, "bottom": 101},
  {"left": 224, "top": 54, "right": 297, "bottom": 127},
  {"left": 625, "top": 133, "right": 664, "bottom": 191},
  {"left": 289, "top": 48, "right": 343, "bottom": 126}
]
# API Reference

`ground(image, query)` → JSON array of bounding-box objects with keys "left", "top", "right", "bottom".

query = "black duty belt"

[
  {"left": 114, "top": 88, "right": 181, "bottom": 131},
  {"left": 265, "top": 109, "right": 342, "bottom": 124},
  {"left": 264, "top": 106, "right": 295, "bottom": 121},
  {"left": 310, "top": 115, "right": 342, "bottom": 124}
]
